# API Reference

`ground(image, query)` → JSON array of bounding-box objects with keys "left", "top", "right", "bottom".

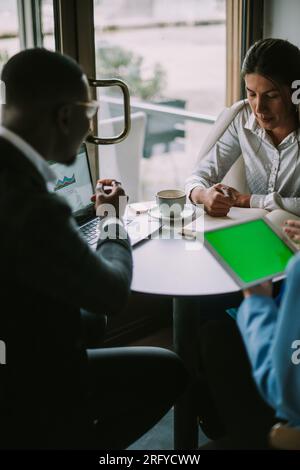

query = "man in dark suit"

[{"left": 0, "top": 48, "right": 187, "bottom": 449}]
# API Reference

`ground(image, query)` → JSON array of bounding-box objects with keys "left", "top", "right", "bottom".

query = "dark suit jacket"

[{"left": 0, "top": 137, "right": 132, "bottom": 448}]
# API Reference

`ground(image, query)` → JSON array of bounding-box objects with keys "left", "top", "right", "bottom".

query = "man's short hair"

[{"left": 1, "top": 48, "right": 85, "bottom": 108}]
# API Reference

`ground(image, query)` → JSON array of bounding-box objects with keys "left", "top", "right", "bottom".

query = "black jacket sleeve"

[{"left": 15, "top": 193, "right": 133, "bottom": 316}]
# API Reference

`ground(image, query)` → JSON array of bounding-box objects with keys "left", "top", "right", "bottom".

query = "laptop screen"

[{"left": 50, "top": 144, "right": 94, "bottom": 215}]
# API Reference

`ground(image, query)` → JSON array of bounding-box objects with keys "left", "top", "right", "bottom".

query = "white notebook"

[{"left": 184, "top": 206, "right": 300, "bottom": 250}]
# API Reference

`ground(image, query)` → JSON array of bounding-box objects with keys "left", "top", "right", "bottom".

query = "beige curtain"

[
  {"left": 226, "top": 0, "right": 264, "bottom": 106},
  {"left": 226, "top": 0, "right": 243, "bottom": 106}
]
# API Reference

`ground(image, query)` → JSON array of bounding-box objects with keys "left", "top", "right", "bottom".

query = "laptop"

[
  {"left": 49, "top": 143, "right": 161, "bottom": 248},
  {"left": 204, "top": 217, "right": 297, "bottom": 288}
]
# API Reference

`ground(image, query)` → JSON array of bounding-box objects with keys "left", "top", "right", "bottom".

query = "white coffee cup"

[{"left": 156, "top": 189, "right": 186, "bottom": 218}]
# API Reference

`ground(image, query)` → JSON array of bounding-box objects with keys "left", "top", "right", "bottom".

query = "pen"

[
  {"left": 96, "top": 180, "right": 122, "bottom": 192},
  {"left": 220, "top": 187, "right": 230, "bottom": 198},
  {"left": 179, "top": 228, "right": 196, "bottom": 240}
]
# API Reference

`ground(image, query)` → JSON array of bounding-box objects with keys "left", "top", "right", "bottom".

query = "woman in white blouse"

[{"left": 186, "top": 38, "right": 300, "bottom": 217}]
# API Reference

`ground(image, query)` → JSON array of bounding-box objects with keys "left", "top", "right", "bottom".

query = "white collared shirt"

[
  {"left": 185, "top": 103, "right": 300, "bottom": 216},
  {"left": 0, "top": 125, "right": 56, "bottom": 190}
]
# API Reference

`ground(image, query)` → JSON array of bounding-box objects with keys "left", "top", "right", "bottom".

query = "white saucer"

[{"left": 148, "top": 204, "right": 195, "bottom": 222}]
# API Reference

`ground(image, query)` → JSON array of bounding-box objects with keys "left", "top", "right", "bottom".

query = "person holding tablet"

[
  {"left": 235, "top": 217, "right": 300, "bottom": 431},
  {"left": 186, "top": 38, "right": 300, "bottom": 217},
  {"left": 195, "top": 222, "right": 300, "bottom": 449},
  {"left": 196, "top": 224, "right": 300, "bottom": 450},
  {"left": 235, "top": 250, "right": 300, "bottom": 439}
]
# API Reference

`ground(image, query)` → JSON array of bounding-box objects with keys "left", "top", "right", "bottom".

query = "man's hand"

[
  {"left": 243, "top": 281, "right": 273, "bottom": 299},
  {"left": 93, "top": 178, "right": 128, "bottom": 219},
  {"left": 283, "top": 219, "right": 300, "bottom": 244},
  {"left": 190, "top": 183, "right": 236, "bottom": 217}
]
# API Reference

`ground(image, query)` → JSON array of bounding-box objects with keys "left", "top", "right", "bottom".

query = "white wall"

[{"left": 264, "top": 0, "right": 300, "bottom": 48}]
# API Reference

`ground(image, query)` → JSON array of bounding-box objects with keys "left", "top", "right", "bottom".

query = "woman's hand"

[
  {"left": 283, "top": 219, "right": 300, "bottom": 243},
  {"left": 190, "top": 184, "right": 235, "bottom": 217},
  {"left": 226, "top": 187, "right": 251, "bottom": 208}
]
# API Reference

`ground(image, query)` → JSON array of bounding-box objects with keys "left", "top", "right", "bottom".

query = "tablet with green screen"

[{"left": 204, "top": 218, "right": 296, "bottom": 288}]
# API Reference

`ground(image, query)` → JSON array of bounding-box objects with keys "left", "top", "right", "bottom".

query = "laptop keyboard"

[
  {"left": 79, "top": 218, "right": 100, "bottom": 245},
  {"left": 79, "top": 217, "right": 131, "bottom": 246},
  {"left": 79, "top": 214, "right": 161, "bottom": 248}
]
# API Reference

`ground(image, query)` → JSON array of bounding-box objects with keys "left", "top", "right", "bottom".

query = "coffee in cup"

[{"left": 156, "top": 189, "right": 186, "bottom": 218}]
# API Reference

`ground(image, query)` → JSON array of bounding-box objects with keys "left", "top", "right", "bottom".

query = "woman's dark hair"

[
  {"left": 242, "top": 38, "right": 300, "bottom": 164},
  {"left": 242, "top": 38, "right": 300, "bottom": 130},
  {"left": 241, "top": 38, "right": 300, "bottom": 92}
]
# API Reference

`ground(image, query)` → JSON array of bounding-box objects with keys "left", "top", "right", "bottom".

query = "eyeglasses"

[{"left": 72, "top": 100, "right": 100, "bottom": 119}]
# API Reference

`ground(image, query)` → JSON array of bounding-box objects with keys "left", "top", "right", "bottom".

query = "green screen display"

[{"left": 205, "top": 219, "right": 294, "bottom": 284}]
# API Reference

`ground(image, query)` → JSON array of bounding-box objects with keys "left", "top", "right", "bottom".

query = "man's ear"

[{"left": 56, "top": 104, "right": 72, "bottom": 135}]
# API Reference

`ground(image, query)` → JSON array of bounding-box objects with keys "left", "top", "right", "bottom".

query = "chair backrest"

[
  {"left": 270, "top": 423, "right": 300, "bottom": 450},
  {"left": 197, "top": 99, "right": 249, "bottom": 194},
  {"left": 98, "top": 112, "right": 147, "bottom": 203},
  {"left": 221, "top": 156, "right": 248, "bottom": 194}
]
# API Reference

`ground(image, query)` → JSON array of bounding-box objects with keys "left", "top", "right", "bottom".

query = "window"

[
  {"left": 94, "top": 0, "right": 226, "bottom": 200},
  {"left": 0, "top": 0, "right": 55, "bottom": 74},
  {"left": 41, "top": 0, "right": 55, "bottom": 50},
  {"left": 0, "top": 0, "right": 20, "bottom": 71}
]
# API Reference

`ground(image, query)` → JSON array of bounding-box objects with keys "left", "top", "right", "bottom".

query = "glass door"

[
  {"left": 0, "top": 0, "right": 21, "bottom": 69},
  {"left": 93, "top": 0, "right": 226, "bottom": 200},
  {"left": 0, "top": 0, "right": 55, "bottom": 72}
]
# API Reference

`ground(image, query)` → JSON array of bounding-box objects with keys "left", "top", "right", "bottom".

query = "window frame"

[
  {"left": 226, "top": 0, "right": 264, "bottom": 105},
  {"left": 53, "top": 0, "right": 99, "bottom": 182},
  {"left": 17, "top": 0, "right": 43, "bottom": 49}
]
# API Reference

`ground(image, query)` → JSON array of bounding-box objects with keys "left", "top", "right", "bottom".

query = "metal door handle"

[{"left": 87, "top": 78, "right": 131, "bottom": 145}]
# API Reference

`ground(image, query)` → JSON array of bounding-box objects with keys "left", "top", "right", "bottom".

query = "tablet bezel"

[{"left": 204, "top": 216, "right": 298, "bottom": 288}]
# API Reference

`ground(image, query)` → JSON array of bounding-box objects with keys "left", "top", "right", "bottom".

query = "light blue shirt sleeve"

[{"left": 237, "top": 253, "right": 300, "bottom": 426}]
